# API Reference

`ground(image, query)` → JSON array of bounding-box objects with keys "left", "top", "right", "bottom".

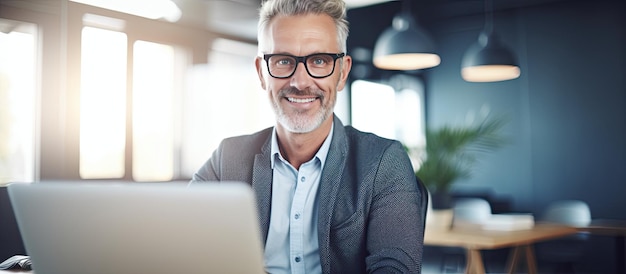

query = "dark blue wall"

[{"left": 424, "top": 0, "right": 626, "bottom": 220}]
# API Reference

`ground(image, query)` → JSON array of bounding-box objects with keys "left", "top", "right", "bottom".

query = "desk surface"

[
  {"left": 579, "top": 219, "right": 626, "bottom": 236},
  {"left": 424, "top": 223, "right": 578, "bottom": 249}
]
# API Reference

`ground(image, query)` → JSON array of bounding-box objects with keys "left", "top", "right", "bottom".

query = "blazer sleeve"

[{"left": 365, "top": 141, "right": 425, "bottom": 273}]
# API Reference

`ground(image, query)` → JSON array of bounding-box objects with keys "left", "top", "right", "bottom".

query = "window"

[
  {"left": 351, "top": 80, "right": 396, "bottom": 139},
  {"left": 132, "top": 40, "right": 179, "bottom": 181},
  {"left": 350, "top": 75, "right": 426, "bottom": 167},
  {"left": 0, "top": 20, "right": 38, "bottom": 183},
  {"left": 79, "top": 26, "right": 127, "bottom": 179},
  {"left": 79, "top": 23, "right": 188, "bottom": 181}
]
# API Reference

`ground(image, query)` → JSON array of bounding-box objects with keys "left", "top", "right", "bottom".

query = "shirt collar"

[{"left": 270, "top": 123, "right": 334, "bottom": 169}]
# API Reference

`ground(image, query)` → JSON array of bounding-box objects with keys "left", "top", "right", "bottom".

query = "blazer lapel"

[{"left": 317, "top": 116, "right": 348, "bottom": 271}]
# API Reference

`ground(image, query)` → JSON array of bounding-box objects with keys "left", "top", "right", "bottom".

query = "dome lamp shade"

[
  {"left": 373, "top": 11, "right": 440, "bottom": 70},
  {"left": 461, "top": 31, "right": 521, "bottom": 82},
  {"left": 461, "top": 0, "right": 520, "bottom": 82}
]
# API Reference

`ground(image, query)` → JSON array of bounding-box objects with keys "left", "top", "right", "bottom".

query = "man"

[{"left": 191, "top": 0, "right": 425, "bottom": 273}]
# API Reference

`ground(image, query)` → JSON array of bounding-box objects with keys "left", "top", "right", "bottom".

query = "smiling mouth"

[{"left": 287, "top": 97, "right": 317, "bottom": 103}]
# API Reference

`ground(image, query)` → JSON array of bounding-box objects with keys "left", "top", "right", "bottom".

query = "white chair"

[
  {"left": 453, "top": 198, "right": 492, "bottom": 224},
  {"left": 542, "top": 199, "right": 591, "bottom": 227}
]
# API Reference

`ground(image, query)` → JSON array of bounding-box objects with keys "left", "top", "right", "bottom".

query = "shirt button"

[
  {"left": 295, "top": 256, "right": 301, "bottom": 263},
  {"left": 294, "top": 213, "right": 300, "bottom": 219},
  {"left": 300, "top": 176, "right": 306, "bottom": 182}
]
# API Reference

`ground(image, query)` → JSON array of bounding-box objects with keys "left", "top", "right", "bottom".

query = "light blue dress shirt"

[{"left": 264, "top": 125, "right": 333, "bottom": 274}]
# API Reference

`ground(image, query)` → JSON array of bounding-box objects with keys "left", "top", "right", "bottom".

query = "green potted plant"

[{"left": 416, "top": 116, "right": 508, "bottom": 209}]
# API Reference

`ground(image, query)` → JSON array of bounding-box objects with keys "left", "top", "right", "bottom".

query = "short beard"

[{"left": 272, "top": 87, "right": 335, "bottom": 133}]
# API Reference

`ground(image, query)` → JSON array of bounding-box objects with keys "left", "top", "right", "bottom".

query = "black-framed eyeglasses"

[{"left": 263, "top": 53, "right": 345, "bottom": 79}]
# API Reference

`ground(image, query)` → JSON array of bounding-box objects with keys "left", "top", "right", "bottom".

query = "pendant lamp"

[
  {"left": 461, "top": 0, "right": 520, "bottom": 82},
  {"left": 373, "top": 0, "right": 440, "bottom": 70}
]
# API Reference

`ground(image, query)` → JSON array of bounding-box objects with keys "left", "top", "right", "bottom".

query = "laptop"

[{"left": 7, "top": 181, "right": 265, "bottom": 274}]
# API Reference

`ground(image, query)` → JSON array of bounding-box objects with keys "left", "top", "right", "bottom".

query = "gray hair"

[{"left": 257, "top": 0, "right": 349, "bottom": 54}]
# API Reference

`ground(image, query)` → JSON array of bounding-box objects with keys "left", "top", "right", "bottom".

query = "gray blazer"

[{"left": 192, "top": 116, "right": 425, "bottom": 273}]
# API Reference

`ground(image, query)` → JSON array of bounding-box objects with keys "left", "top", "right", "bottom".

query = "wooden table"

[{"left": 424, "top": 223, "right": 578, "bottom": 274}]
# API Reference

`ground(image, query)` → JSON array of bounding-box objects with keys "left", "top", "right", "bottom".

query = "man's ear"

[
  {"left": 336, "top": 55, "right": 352, "bottom": 91},
  {"left": 255, "top": 56, "right": 267, "bottom": 90}
]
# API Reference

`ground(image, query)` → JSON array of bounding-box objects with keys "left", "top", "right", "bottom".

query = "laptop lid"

[{"left": 8, "top": 181, "right": 265, "bottom": 274}]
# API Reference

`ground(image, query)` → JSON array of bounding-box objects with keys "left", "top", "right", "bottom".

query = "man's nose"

[{"left": 289, "top": 62, "right": 314, "bottom": 90}]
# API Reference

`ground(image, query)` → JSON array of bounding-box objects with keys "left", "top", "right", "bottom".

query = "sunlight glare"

[
  {"left": 351, "top": 80, "right": 396, "bottom": 139},
  {"left": 79, "top": 27, "right": 127, "bottom": 179},
  {"left": 132, "top": 40, "right": 176, "bottom": 181},
  {"left": 0, "top": 29, "right": 37, "bottom": 183}
]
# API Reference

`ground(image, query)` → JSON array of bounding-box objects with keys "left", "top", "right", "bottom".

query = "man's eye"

[
  {"left": 311, "top": 57, "right": 326, "bottom": 65},
  {"left": 276, "top": 58, "right": 293, "bottom": 66}
]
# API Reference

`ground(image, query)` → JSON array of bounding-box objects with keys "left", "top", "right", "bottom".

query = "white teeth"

[{"left": 287, "top": 97, "right": 316, "bottom": 103}]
